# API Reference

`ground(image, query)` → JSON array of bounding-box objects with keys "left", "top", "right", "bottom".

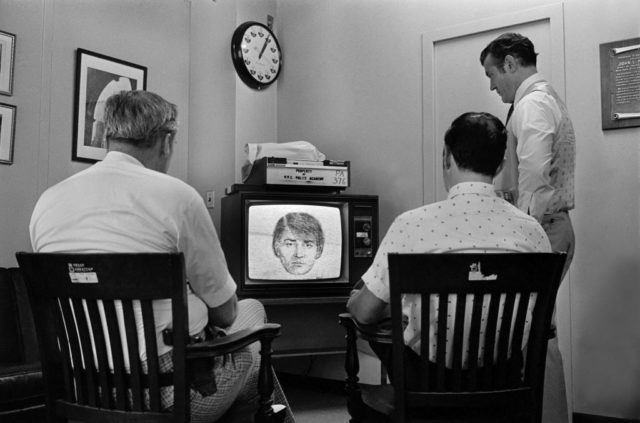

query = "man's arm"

[
  {"left": 208, "top": 294, "right": 238, "bottom": 329},
  {"left": 347, "top": 282, "right": 388, "bottom": 325},
  {"left": 515, "top": 97, "right": 558, "bottom": 221}
]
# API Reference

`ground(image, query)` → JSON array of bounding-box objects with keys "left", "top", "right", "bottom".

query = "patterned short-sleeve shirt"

[{"left": 361, "top": 182, "right": 551, "bottom": 366}]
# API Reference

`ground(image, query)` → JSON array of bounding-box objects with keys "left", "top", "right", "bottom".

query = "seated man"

[
  {"left": 347, "top": 112, "right": 551, "bottom": 385},
  {"left": 29, "top": 90, "right": 293, "bottom": 423}
]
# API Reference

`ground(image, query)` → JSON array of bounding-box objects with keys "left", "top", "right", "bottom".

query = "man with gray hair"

[{"left": 29, "top": 90, "right": 293, "bottom": 422}]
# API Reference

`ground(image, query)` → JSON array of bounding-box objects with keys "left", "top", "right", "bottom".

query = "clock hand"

[{"left": 258, "top": 35, "right": 270, "bottom": 60}]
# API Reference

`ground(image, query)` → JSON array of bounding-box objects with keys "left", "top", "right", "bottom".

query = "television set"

[{"left": 221, "top": 189, "right": 378, "bottom": 298}]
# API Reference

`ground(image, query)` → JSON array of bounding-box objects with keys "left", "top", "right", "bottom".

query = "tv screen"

[{"left": 247, "top": 203, "right": 344, "bottom": 282}]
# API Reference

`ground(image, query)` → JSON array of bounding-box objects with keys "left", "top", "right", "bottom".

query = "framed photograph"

[
  {"left": 73, "top": 48, "right": 147, "bottom": 163},
  {"left": 0, "top": 103, "right": 16, "bottom": 164},
  {"left": 0, "top": 31, "right": 16, "bottom": 96}
]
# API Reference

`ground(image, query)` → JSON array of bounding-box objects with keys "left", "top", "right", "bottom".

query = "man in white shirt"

[
  {"left": 481, "top": 32, "right": 576, "bottom": 423},
  {"left": 347, "top": 112, "right": 551, "bottom": 385},
  {"left": 30, "top": 90, "right": 292, "bottom": 423}
]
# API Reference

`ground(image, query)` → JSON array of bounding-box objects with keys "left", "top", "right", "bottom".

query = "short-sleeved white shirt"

[
  {"left": 30, "top": 151, "right": 237, "bottom": 360},
  {"left": 361, "top": 182, "right": 551, "bottom": 367}
]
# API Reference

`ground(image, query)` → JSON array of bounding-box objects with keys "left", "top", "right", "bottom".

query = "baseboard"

[{"left": 574, "top": 413, "right": 640, "bottom": 423}]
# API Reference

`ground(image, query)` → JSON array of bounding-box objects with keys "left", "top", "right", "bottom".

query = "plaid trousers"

[{"left": 151, "top": 298, "right": 294, "bottom": 423}]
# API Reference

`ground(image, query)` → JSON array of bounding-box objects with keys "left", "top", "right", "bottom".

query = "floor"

[{"left": 278, "top": 372, "right": 350, "bottom": 423}]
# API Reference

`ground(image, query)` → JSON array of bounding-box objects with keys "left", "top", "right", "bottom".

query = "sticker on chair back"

[
  {"left": 468, "top": 262, "right": 498, "bottom": 281},
  {"left": 68, "top": 263, "right": 99, "bottom": 283}
]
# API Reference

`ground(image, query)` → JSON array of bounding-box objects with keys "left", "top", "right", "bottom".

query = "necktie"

[{"left": 506, "top": 104, "right": 514, "bottom": 123}]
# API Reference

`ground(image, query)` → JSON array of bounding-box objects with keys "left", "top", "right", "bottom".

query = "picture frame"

[
  {"left": 599, "top": 37, "right": 640, "bottom": 130},
  {"left": 0, "top": 30, "right": 16, "bottom": 96},
  {"left": 0, "top": 103, "right": 16, "bottom": 165},
  {"left": 73, "top": 48, "right": 147, "bottom": 163}
]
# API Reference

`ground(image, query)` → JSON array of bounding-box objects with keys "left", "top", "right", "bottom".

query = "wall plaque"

[{"left": 599, "top": 37, "right": 640, "bottom": 130}]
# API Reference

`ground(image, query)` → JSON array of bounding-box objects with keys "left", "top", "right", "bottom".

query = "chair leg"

[
  {"left": 344, "top": 325, "right": 364, "bottom": 423},
  {"left": 255, "top": 338, "right": 286, "bottom": 423}
]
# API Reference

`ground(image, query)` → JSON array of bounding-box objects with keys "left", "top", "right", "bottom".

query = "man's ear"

[
  {"left": 161, "top": 132, "right": 173, "bottom": 156},
  {"left": 443, "top": 147, "right": 452, "bottom": 170},
  {"left": 503, "top": 55, "right": 518, "bottom": 73}
]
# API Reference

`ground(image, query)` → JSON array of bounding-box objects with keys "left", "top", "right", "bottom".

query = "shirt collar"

[
  {"left": 447, "top": 182, "right": 497, "bottom": 199},
  {"left": 102, "top": 151, "right": 145, "bottom": 167},
  {"left": 514, "top": 73, "right": 546, "bottom": 105}
]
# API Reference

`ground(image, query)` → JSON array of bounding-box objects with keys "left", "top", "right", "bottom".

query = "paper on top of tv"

[{"left": 242, "top": 141, "right": 327, "bottom": 182}]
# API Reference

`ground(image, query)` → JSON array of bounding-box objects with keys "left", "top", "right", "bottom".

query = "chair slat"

[
  {"left": 496, "top": 292, "right": 517, "bottom": 387},
  {"left": 71, "top": 298, "right": 99, "bottom": 407},
  {"left": 53, "top": 298, "right": 75, "bottom": 403},
  {"left": 451, "top": 292, "right": 467, "bottom": 391},
  {"left": 481, "top": 291, "right": 501, "bottom": 389},
  {"left": 419, "top": 294, "right": 431, "bottom": 390},
  {"left": 141, "top": 299, "right": 162, "bottom": 412},
  {"left": 435, "top": 293, "right": 448, "bottom": 390},
  {"left": 466, "top": 292, "right": 484, "bottom": 391},
  {"left": 86, "top": 299, "right": 113, "bottom": 409},
  {"left": 103, "top": 299, "right": 128, "bottom": 410},
  {"left": 58, "top": 298, "right": 87, "bottom": 404},
  {"left": 122, "top": 299, "right": 144, "bottom": 411}
]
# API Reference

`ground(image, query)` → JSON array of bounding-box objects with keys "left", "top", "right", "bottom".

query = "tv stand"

[{"left": 257, "top": 296, "right": 350, "bottom": 357}]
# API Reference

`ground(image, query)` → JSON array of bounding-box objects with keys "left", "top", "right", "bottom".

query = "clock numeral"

[
  {"left": 244, "top": 36, "right": 251, "bottom": 43},
  {"left": 272, "top": 58, "right": 279, "bottom": 64},
  {"left": 244, "top": 59, "right": 251, "bottom": 66},
  {"left": 250, "top": 31, "right": 257, "bottom": 37},
  {"left": 258, "top": 32, "right": 264, "bottom": 38},
  {"left": 257, "top": 74, "right": 264, "bottom": 81},
  {"left": 270, "top": 47, "right": 276, "bottom": 53},
  {"left": 243, "top": 48, "right": 249, "bottom": 54},
  {"left": 250, "top": 69, "right": 256, "bottom": 75},
  {"left": 270, "top": 68, "right": 276, "bottom": 74},
  {"left": 265, "top": 74, "right": 271, "bottom": 80}
]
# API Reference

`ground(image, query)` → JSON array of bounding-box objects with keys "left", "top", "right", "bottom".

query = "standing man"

[
  {"left": 29, "top": 90, "right": 293, "bottom": 423},
  {"left": 481, "top": 32, "right": 576, "bottom": 422}
]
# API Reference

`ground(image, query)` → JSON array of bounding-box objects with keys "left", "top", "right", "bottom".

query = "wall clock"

[{"left": 231, "top": 21, "right": 282, "bottom": 90}]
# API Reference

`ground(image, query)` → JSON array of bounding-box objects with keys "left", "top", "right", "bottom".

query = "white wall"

[
  {"left": 0, "top": 0, "right": 191, "bottom": 266},
  {"left": 276, "top": 0, "right": 640, "bottom": 419}
]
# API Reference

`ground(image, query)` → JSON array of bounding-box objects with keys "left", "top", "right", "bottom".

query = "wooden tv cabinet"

[{"left": 258, "top": 296, "right": 349, "bottom": 357}]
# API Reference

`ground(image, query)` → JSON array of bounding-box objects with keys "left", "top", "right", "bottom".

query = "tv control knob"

[{"left": 362, "top": 238, "right": 371, "bottom": 247}]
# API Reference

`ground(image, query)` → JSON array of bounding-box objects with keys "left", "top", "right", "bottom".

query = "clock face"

[{"left": 231, "top": 22, "right": 282, "bottom": 90}]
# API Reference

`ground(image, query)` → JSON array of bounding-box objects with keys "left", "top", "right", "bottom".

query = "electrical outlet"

[{"left": 205, "top": 191, "right": 215, "bottom": 208}]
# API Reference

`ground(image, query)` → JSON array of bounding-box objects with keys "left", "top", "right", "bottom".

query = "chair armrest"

[
  {"left": 185, "top": 323, "right": 281, "bottom": 359},
  {"left": 338, "top": 312, "right": 392, "bottom": 344}
]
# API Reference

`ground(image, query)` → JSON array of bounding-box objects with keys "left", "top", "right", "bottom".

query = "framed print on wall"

[
  {"left": 73, "top": 48, "right": 147, "bottom": 163},
  {"left": 0, "top": 103, "right": 16, "bottom": 164},
  {"left": 0, "top": 31, "right": 16, "bottom": 96}
]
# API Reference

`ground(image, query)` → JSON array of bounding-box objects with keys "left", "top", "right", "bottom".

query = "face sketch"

[
  {"left": 274, "top": 227, "right": 321, "bottom": 275},
  {"left": 482, "top": 53, "right": 516, "bottom": 104}
]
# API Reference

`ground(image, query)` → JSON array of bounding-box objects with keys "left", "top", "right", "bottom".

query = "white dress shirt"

[
  {"left": 30, "top": 151, "right": 237, "bottom": 360},
  {"left": 361, "top": 182, "right": 551, "bottom": 367}
]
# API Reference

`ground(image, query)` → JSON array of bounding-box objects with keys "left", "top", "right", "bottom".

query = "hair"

[
  {"left": 443, "top": 112, "right": 507, "bottom": 177},
  {"left": 479, "top": 32, "right": 538, "bottom": 70},
  {"left": 272, "top": 212, "right": 325, "bottom": 256},
  {"left": 104, "top": 90, "right": 178, "bottom": 148}
]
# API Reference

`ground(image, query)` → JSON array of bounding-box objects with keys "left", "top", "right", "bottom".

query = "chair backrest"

[
  {"left": 388, "top": 252, "right": 566, "bottom": 422},
  {"left": 15, "top": 252, "right": 190, "bottom": 423}
]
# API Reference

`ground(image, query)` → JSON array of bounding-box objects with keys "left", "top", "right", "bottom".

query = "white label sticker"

[{"left": 68, "top": 263, "right": 99, "bottom": 284}]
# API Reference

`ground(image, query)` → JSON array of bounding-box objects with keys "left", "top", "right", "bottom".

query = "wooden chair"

[
  {"left": 340, "top": 252, "right": 566, "bottom": 422},
  {"left": 16, "top": 252, "right": 286, "bottom": 423}
]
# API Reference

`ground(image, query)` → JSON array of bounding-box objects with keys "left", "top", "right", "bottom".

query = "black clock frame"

[{"left": 231, "top": 21, "right": 282, "bottom": 91}]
